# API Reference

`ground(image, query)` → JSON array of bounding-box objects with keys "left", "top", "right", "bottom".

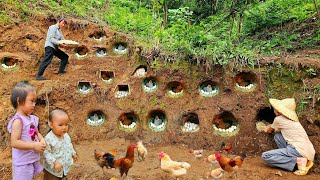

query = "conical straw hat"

[{"left": 269, "top": 98, "right": 299, "bottom": 121}]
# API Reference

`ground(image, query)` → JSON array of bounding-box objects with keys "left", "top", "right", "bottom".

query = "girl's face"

[
  {"left": 49, "top": 114, "right": 69, "bottom": 138},
  {"left": 19, "top": 91, "right": 36, "bottom": 116}
]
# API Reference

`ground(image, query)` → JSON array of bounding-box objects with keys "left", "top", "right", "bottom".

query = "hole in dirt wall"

[
  {"left": 142, "top": 77, "right": 158, "bottom": 93},
  {"left": 100, "top": 71, "right": 114, "bottom": 84},
  {"left": 1, "top": 57, "right": 18, "bottom": 70},
  {"left": 212, "top": 111, "right": 239, "bottom": 136},
  {"left": 256, "top": 107, "right": 276, "bottom": 132},
  {"left": 74, "top": 46, "right": 89, "bottom": 59},
  {"left": 86, "top": 110, "right": 106, "bottom": 126},
  {"left": 89, "top": 31, "right": 106, "bottom": 41},
  {"left": 132, "top": 65, "right": 147, "bottom": 77},
  {"left": 78, "top": 81, "right": 93, "bottom": 95},
  {"left": 113, "top": 42, "right": 128, "bottom": 55},
  {"left": 234, "top": 72, "right": 257, "bottom": 92},
  {"left": 95, "top": 47, "right": 107, "bottom": 57},
  {"left": 181, "top": 112, "right": 200, "bottom": 133},
  {"left": 167, "top": 81, "right": 185, "bottom": 98},
  {"left": 199, "top": 80, "right": 219, "bottom": 97},
  {"left": 118, "top": 112, "right": 139, "bottom": 132},
  {"left": 148, "top": 110, "right": 167, "bottom": 132},
  {"left": 115, "top": 84, "right": 130, "bottom": 98}
]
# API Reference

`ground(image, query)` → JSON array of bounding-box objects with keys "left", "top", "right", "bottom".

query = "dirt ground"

[
  {"left": 0, "top": 138, "right": 319, "bottom": 180},
  {"left": 0, "top": 15, "right": 319, "bottom": 179}
]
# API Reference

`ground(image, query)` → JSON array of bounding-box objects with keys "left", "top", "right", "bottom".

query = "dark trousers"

[{"left": 37, "top": 46, "right": 69, "bottom": 76}]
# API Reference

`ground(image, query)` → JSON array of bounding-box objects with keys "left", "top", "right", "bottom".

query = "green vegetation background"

[{"left": 1, "top": 0, "right": 319, "bottom": 65}]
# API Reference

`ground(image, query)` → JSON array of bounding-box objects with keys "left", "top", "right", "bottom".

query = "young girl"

[
  {"left": 262, "top": 98, "right": 315, "bottom": 175},
  {"left": 7, "top": 81, "right": 46, "bottom": 180},
  {"left": 43, "top": 109, "right": 77, "bottom": 179}
]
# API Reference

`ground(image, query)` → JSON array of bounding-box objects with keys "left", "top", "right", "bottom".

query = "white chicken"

[
  {"left": 137, "top": 140, "right": 148, "bottom": 161},
  {"left": 206, "top": 153, "right": 218, "bottom": 166},
  {"left": 207, "top": 167, "right": 224, "bottom": 179},
  {"left": 189, "top": 149, "right": 204, "bottom": 159},
  {"left": 158, "top": 152, "right": 191, "bottom": 179}
]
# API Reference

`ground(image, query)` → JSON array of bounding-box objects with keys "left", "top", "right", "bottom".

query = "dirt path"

[{"left": 0, "top": 138, "right": 319, "bottom": 180}]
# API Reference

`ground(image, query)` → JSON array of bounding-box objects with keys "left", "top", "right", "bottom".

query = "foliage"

[{"left": 1, "top": 0, "right": 319, "bottom": 66}]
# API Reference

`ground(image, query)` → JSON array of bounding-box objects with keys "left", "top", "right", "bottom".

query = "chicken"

[
  {"left": 159, "top": 151, "right": 191, "bottom": 179},
  {"left": 103, "top": 143, "right": 137, "bottom": 177},
  {"left": 189, "top": 149, "right": 204, "bottom": 159},
  {"left": 206, "top": 167, "right": 224, "bottom": 179},
  {"left": 236, "top": 75, "right": 251, "bottom": 87},
  {"left": 215, "top": 152, "right": 246, "bottom": 173},
  {"left": 94, "top": 149, "right": 117, "bottom": 172},
  {"left": 120, "top": 114, "right": 132, "bottom": 125},
  {"left": 173, "top": 84, "right": 183, "bottom": 93},
  {"left": 206, "top": 153, "right": 218, "bottom": 166},
  {"left": 137, "top": 140, "right": 148, "bottom": 161},
  {"left": 220, "top": 142, "right": 232, "bottom": 154}
]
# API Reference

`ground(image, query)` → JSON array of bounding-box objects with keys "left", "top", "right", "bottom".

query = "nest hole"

[
  {"left": 119, "top": 112, "right": 138, "bottom": 132},
  {"left": 113, "top": 42, "right": 128, "bottom": 55},
  {"left": 235, "top": 72, "right": 257, "bottom": 91},
  {"left": 132, "top": 65, "right": 147, "bottom": 77},
  {"left": 89, "top": 31, "right": 106, "bottom": 40},
  {"left": 199, "top": 81, "right": 219, "bottom": 97},
  {"left": 142, "top": 77, "right": 158, "bottom": 93},
  {"left": 78, "top": 82, "right": 92, "bottom": 94},
  {"left": 75, "top": 46, "right": 89, "bottom": 59},
  {"left": 87, "top": 110, "right": 106, "bottom": 126},
  {"left": 167, "top": 81, "right": 184, "bottom": 97},
  {"left": 96, "top": 48, "right": 107, "bottom": 57},
  {"left": 1, "top": 57, "right": 18, "bottom": 69},
  {"left": 115, "top": 84, "right": 130, "bottom": 98},
  {"left": 212, "top": 111, "right": 239, "bottom": 136},
  {"left": 100, "top": 71, "right": 114, "bottom": 83},
  {"left": 255, "top": 107, "right": 276, "bottom": 132},
  {"left": 181, "top": 112, "right": 200, "bottom": 133},
  {"left": 148, "top": 110, "right": 167, "bottom": 132}
]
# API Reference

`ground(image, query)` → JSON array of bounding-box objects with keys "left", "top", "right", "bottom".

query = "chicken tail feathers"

[{"left": 103, "top": 153, "right": 115, "bottom": 168}]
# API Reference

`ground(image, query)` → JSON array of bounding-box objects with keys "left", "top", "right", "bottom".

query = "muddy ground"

[{"left": 0, "top": 15, "right": 319, "bottom": 179}]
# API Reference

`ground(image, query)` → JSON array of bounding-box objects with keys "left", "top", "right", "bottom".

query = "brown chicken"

[
  {"left": 220, "top": 142, "right": 233, "bottom": 154},
  {"left": 215, "top": 152, "right": 246, "bottom": 173},
  {"left": 173, "top": 84, "right": 183, "bottom": 93},
  {"left": 104, "top": 143, "right": 137, "bottom": 177},
  {"left": 94, "top": 149, "right": 117, "bottom": 173}
]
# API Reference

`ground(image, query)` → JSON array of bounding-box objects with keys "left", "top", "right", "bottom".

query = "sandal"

[{"left": 294, "top": 161, "right": 314, "bottom": 175}]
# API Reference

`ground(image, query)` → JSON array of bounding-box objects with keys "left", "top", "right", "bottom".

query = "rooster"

[
  {"left": 103, "top": 144, "right": 137, "bottom": 177},
  {"left": 215, "top": 152, "right": 246, "bottom": 173},
  {"left": 94, "top": 149, "right": 117, "bottom": 173},
  {"left": 220, "top": 142, "right": 233, "bottom": 154},
  {"left": 137, "top": 140, "right": 148, "bottom": 161},
  {"left": 159, "top": 151, "right": 191, "bottom": 179},
  {"left": 189, "top": 149, "right": 204, "bottom": 159}
]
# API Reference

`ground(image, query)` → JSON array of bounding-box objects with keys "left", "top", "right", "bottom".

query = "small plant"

[{"left": 305, "top": 68, "right": 317, "bottom": 77}]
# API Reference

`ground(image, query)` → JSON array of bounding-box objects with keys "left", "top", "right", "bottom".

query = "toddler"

[
  {"left": 7, "top": 81, "right": 46, "bottom": 180},
  {"left": 43, "top": 109, "right": 77, "bottom": 179},
  {"left": 262, "top": 98, "right": 315, "bottom": 175}
]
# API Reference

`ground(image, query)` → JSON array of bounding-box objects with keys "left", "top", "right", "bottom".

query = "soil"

[{"left": 0, "top": 15, "right": 319, "bottom": 179}]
